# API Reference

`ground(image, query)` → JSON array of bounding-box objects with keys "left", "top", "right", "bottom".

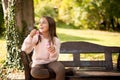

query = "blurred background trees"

[
  {"left": 1, "top": 0, "right": 120, "bottom": 38},
  {"left": 34, "top": 0, "right": 120, "bottom": 31}
]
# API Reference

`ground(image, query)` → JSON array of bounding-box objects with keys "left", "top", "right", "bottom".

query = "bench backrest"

[{"left": 60, "top": 41, "right": 120, "bottom": 70}]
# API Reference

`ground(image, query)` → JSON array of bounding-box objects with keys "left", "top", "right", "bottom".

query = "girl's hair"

[{"left": 42, "top": 16, "right": 57, "bottom": 44}]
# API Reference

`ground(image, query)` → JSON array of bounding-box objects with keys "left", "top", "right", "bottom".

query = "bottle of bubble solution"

[
  {"left": 46, "top": 41, "right": 50, "bottom": 48},
  {"left": 36, "top": 30, "right": 40, "bottom": 35}
]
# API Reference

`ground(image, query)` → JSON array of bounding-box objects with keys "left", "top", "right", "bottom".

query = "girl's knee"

[
  {"left": 49, "top": 61, "right": 65, "bottom": 73},
  {"left": 31, "top": 67, "right": 49, "bottom": 79}
]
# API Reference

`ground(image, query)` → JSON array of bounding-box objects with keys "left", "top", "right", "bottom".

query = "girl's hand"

[
  {"left": 48, "top": 46, "right": 55, "bottom": 54},
  {"left": 30, "top": 29, "right": 37, "bottom": 37}
]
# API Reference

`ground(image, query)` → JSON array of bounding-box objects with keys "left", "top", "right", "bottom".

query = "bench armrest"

[
  {"left": 117, "top": 51, "right": 120, "bottom": 71},
  {"left": 20, "top": 51, "right": 31, "bottom": 80}
]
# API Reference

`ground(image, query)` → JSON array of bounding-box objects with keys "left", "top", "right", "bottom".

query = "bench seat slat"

[
  {"left": 65, "top": 71, "right": 120, "bottom": 80},
  {"left": 76, "top": 71, "right": 120, "bottom": 77},
  {"left": 60, "top": 61, "right": 106, "bottom": 67}
]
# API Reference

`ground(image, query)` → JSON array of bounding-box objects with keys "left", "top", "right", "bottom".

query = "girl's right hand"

[{"left": 30, "top": 29, "right": 37, "bottom": 38}]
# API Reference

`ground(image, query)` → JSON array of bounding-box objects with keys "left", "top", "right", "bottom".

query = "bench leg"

[{"left": 117, "top": 50, "right": 120, "bottom": 71}]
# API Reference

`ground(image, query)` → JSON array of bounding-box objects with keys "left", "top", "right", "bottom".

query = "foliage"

[
  {"left": 0, "top": 0, "right": 23, "bottom": 79},
  {"left": 99, "top": 0, "right": 120, "bottom": 31},
  {"left": 34, "top": 0, "right": 120, "bottom": 31},
  {"left": 6, "top": 0, "right": 22, "bottom": 69},
  {"left": 34, "top": 0, "right": 57, "bottom": 23}
]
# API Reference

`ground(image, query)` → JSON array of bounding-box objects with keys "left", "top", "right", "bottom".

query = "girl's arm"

[
  {"left": 21, "top": 29, "right": 38, "bottom": 54},
  {"left": 21, "top": 35, "right": 34, "bottom": 54},
  {"left": 48, "top": 38, "right": 61, "bottom": 62}
]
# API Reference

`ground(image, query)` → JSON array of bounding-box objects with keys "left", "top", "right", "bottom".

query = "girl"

[{"left": 21, "top": 16, "right": 65, "bottom": 80}]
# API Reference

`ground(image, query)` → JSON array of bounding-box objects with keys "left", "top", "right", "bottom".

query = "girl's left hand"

[{"left": 48, "top": 46, "right": 55, "bottom": 54}]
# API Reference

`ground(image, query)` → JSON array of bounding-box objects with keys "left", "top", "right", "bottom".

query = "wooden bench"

[{"left": 20, "top": 41, "right": 120, "bottom": 80}]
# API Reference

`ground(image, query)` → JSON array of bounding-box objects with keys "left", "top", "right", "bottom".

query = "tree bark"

[
  {"left": 2, "top": 0, "right": 34, "bottom": 37},
  {"left": 14, "top": 0, "right": 35, "bottom": 48},
  {"left": 15, "top": 0, "right": 34, "bottom": 36},
  {"left": 1, "top": 0, "right": 34, "bottom": 69},
  {"left": 1, "top": 0, "right": 8, "bottom": 20}
]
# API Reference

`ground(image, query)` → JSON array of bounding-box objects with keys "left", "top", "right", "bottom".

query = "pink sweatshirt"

[{"left": 21, "top": 34, "right": 61, "bottom": 67}]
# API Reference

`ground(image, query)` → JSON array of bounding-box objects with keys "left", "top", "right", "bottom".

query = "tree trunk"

[
  {"left": 1, "top": 0, "right": 8, "bottom": 20},
  {"left": 15, "top": 0, "right": 34, "bottom": 46},
  {"left": 1, "top": 0, "right": 34, "bottom": 69},
  {"left": 2, "top": 0, "right": 34, "bottom": 42},
  {"left": 15, "top": 0, "right": 34, "bottom": 36}
]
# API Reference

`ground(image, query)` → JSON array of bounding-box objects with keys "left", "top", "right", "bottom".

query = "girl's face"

[{"left": 39, "top": 17, "right": 49, "bottom": 34}]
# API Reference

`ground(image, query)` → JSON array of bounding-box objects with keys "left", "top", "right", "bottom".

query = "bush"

[{"left": 34, "top": 1, "right": 57, "bottom": 23}]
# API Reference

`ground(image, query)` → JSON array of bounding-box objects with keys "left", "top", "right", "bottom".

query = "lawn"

[
  {"left": 0, "top": 28, "right": 120, "bottom": 66},
  {"left": 57, "top": 28, "right": 120, "bottom": 46}
]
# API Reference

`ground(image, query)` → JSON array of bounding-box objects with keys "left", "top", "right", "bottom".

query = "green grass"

[
  {"left": 57, "top": 28, "right": 120, "bottom": 46},
  {"left": 0, "top": 28, "right": 120, "bottom": 66}
]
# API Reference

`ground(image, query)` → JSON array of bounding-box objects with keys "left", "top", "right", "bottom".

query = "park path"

[{"left": 7, "top": 72, "right": 25, "bottom": 80}]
